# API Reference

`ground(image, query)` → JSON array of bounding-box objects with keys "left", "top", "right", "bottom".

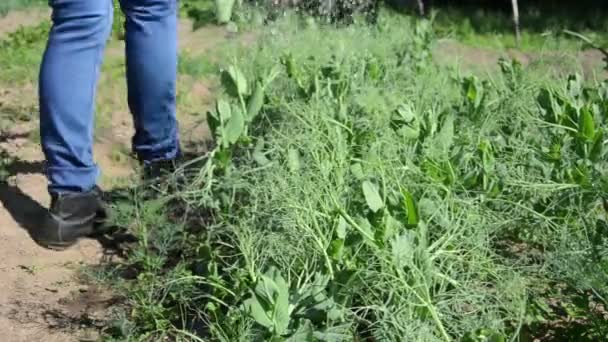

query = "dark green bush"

[{"left": 250, "top": 0, "right": 381, "bottom": 22}]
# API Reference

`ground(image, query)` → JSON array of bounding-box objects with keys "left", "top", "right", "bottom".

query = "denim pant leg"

[
  {"left": 39, "top": 0, "right": 113, "bottom": 194},
  {"left": 120, "top": 0, "right": 180, "bottom": 163}
]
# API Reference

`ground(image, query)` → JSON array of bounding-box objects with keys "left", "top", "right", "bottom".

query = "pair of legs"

[{"left": 40, "top": 0, "right": 180, "bottom": 194}]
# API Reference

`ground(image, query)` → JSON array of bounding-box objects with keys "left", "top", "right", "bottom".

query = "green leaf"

[
  {"left": 398, "top": 124, "right": 420, "bottom": 140},
  {"left": 567, "top": 74, "right": 583, "bottom": 99},
  {"left": 216, "top": 99, "right": 232, "bottom": 122},
  {"left": 579, "top": 106, "right": 596, "bottom": 141},
  {"left": 434, "top": 114, "right": 454, "bottom": 155},
  {"left": 247, "top": 81, "right": 265, "bottom": 121},
  {"left": 466, "top": 80, "right": 477, "bottom": 104},
  {"left": 362, "top": 181, "right": 384, "bottom": 213},
  {"left": 396, "top": 103, "right": 415, "bottom": 123},
  {"left": 462, "top": 76, "right": 483, "bottom": 110},
  {"left": 383, "top": 214, "right": 402, "bottom": 241},
  {"left": 537, "top": 88, "right": 556, "bottom": 123},
  {"left": 589, "top": 130, "right": 604, "bottom": 162},
  {"left": 253, "top": 138, "right": 270, "bottom": 166},
  {"left": 271, "top": 268, "right": 291, "bottom": 335},
  {"left": 402, "top": 190, "right": 418, "bottom": 226},
  {"left": 206, "top": 110, "right": 220, "bottom": 138},
  {"left": 248, "top": 268, "right": 293, "bottom": 335},
  {"left": 391, "top": 231, "right": 415, "bottom": 268},
  {"left": 256, "top": 270, "right": 280, "bottom": 303},
  {"left": 224, "top": 108, "right": 245, "bottom": 145},
  {"left": 221, "top": 65, "right": 248, "bottom": 97},
  {"left": 281, "top": 53, "right": 297, "bottom": 78},
  {"left": 354, "top": 216, "right": 375, "bottom": 244},
  {"left": 229, "top": 65, "right": 248, "bottom": 95},
  {"left": 328, "top": 239, "right": 344, "bottom": 261},
  {"left": 461, "top": 328, "right": 506, "bottom": 342},
  {"left": 243, "top": 297, "right": 273, "bottom": 329},
  {"left": 313, "top": 330, "right": 351, "bottom": 342},
  {"left": 336, "top": 216, "right": 348, "bottom": 239},
  {"left": 287, "top": 148, "right": 301, "bottom": 172},
  {"left": 350, "top": 163, "right": 365, "bottom": 180}
]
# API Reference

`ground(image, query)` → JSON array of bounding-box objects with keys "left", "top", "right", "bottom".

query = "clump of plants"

[{"left": 104, "top": 9, "right": 608, "bottom": 342}]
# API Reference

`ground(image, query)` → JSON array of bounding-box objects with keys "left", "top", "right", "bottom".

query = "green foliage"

[
  {"left": 101, "top": 8, "right": 608, "bottom": 342},
  {"left": 248, "top": 0, "right": 379, "bottom": 23},
  {"left": 178, "top": 51, "right": 218, "bottom": 77},
  {"left": 0, "top": 20, "right": 49, "bottom": 82},
  {"left": 111, "top": 0, "right": 125, "bottom": 40},
  {"left": 433, "top": 3, "right": 608, "bottom": 51},
  {"left": 0, "top": 0, "right": 45, "bottom": 16}
]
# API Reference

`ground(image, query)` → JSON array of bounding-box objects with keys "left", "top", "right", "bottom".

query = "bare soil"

[
  {"left": 434, "top": 38, "right": 608, "bottom": 80},
  {"left": 0, "top": 126, "right": 126, "bottom": 340},
  {"left": 0, "top": 7, "right": 49, "bottom": 40}
]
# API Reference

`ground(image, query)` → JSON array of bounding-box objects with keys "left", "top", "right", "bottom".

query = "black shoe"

[
  {"left": 143, "top": 159, "right": 180, "bottom": 181},
  {"left": 142, "top": 158, "right": 187, "bottom": 192},
  {"left": 35, "top": 186, "right": 108, "bottom": 250}
]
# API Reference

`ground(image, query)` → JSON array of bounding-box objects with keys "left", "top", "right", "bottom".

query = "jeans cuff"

[
  {"left": 134, "top": 137, "right": 181, "bottom": 164},
  {"left": 47, "top": 165, "right": 99, "bottom": 194}
]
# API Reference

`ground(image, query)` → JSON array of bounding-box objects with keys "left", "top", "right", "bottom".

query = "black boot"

[
  {"left": 142, "top": 158, "right": 187, "bottom": 192},
  {"left": 35, "top": 186, "right": 108, "bottom": 250},
  {"left": 143, "top": 159, "right": 180, "bottom": 181}
]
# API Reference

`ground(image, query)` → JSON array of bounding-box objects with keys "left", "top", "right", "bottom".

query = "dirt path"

[
  {"left": 0, "top": 11, "right": 247, "bottom": 339},
  {"left": 0, "top": 181, "right": 108, "bottom": 341},
  {"left": 433, "top": 38, "right": 608, "bottom": 80},
  {"left": 0, "top": 7, "right": 49, "bottom": 40},
  {"left": 0, "top": 122, "right": 126, "bottom": 340}
]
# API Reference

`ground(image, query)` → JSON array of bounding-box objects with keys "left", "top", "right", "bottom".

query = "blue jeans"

[{"left": 39, "top": 0, "right": 180, "bottom": 194}]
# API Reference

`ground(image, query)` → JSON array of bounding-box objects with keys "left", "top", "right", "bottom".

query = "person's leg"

[
  {"left": 119, "top": 0, "right": 180, "bottom": 168},
  {"left": 39, "top": 0, "right": 113, "bottom": 194},
  {"left": 37, "top": 0, "right": 113, "bottom": 250}
]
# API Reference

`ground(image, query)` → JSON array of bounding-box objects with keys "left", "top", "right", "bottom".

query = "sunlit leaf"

[
  {"left": 243, "top": 297, "right": 273, "bottom": 329},
  {"left": 247, "top": 81, "right": 265, "bottom": 121},
  {"left": 579, "top": 106, "right": 596, "bottom": 141},
  {"left": 288, "top": 148, "right": 301, "bottom": 172},
  {"left": 402, "top": 190, "right": 418, "bottom": 227},
  {"left": 224, "top": 107, "right": 244, "bottom": 145},
  {"left": 362, "top": 181, "right": 384, "bottom": 213}
]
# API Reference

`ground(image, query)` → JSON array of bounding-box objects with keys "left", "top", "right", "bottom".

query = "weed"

[
  {"left": 181, "top": 0, "right": 216, "bottom": 30},
  {"left": 179, "top": 51, "right": 218, "bottom": 78}
]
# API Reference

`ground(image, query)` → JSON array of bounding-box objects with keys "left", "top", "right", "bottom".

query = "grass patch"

[
  {"left": 97, "top": 8, "right": 608, "bottom": 342},
  {"left": 0, "top": 0, "right": 45, "bottom": 16},
  {"left": 179, "top": 51, "right": 218, "bottom": 78},
  {"left": 0, "top": 20, "right": 49, "bottom": 83},
  {"left": 433, "top": 4, "right": 608, "bottom": 52},
  {"left": 181, "top": 0, "right": 216, "bottom": 30}
]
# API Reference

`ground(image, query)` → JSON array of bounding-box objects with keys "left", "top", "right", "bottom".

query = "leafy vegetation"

[
  {"left": 0, "top": 20, "right": 49, "bottom": 83},
  {"left": 432, "top": 3, "right": 608, "bottom": 51},
  {"left": 1, "top": 0, "right": 607, "bottom": 340},
  {"left": 98, "top": 8, "right": 608, "bottom": 342},
  {"left": 0, "top": 0, "right": 45, "bottom": 17}
]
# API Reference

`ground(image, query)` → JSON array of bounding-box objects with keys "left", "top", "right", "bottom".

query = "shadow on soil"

[
  {"left": 0, "top": 157, "right": 138, "bottom": 256},
  {"left": 0, "top": 146, "right": 213, "bottom": 337}
]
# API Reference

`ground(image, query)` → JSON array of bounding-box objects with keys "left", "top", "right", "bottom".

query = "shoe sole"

[{"left": 36, "top": 213, "right": 110, "bottom": 251}]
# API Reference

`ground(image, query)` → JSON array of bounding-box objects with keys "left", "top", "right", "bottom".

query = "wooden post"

[
  {"left": 511, "top": 0, "right": 521, "bottom": 45},
  {"left": 417, "top": 0, "right": 425, "bottom": 16}
]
